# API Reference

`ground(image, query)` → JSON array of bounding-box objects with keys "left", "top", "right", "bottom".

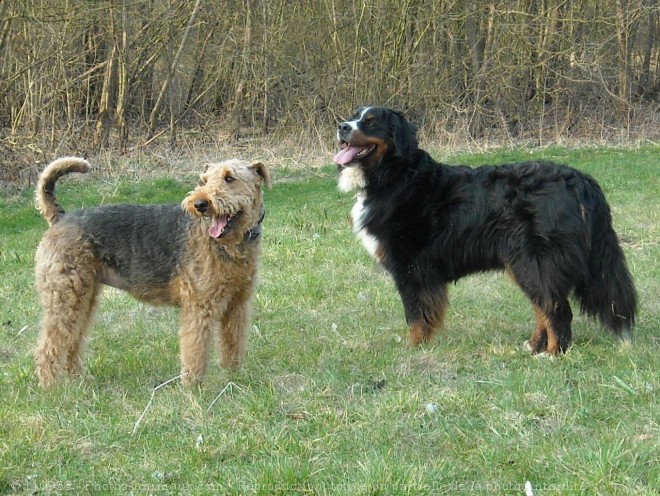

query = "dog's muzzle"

[{"left": 338, "top": 123, "right": 352, "bottom": 139}]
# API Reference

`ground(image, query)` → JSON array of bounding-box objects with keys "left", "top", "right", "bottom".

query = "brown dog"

[{"left": 34, "top": 157, "right": 271, "bottom": 387}]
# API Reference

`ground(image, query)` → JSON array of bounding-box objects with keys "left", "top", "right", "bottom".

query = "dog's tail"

[
  {"left": 36, "top": 157, "right": 91, "bottom": 226},
  {"left": 574, "top": 177, "right": 637, "bottom": 340}
]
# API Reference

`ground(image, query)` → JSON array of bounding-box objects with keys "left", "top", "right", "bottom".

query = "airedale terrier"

[{"left": 34, "top": 157, "right": 271, "bottom": 387}]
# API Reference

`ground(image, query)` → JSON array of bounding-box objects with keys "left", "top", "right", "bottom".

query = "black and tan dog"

[
  {"left": 335, "top": 106, "right": 637, "bottom": 354},
  {"left": 34, "top": 157, "right": 271, "bottom": 387}
]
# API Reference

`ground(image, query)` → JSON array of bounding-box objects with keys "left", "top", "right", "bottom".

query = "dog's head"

[
  {"left": 181, "top": 159, "right": 271, "bottom": 242},
  {"left": 334, "top": 106, "right": 418, "bottom": 173}
]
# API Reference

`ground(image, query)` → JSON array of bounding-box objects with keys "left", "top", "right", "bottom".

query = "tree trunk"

[
  {"left": 148, "top": 0, "right": 203, "bottom": 138},
  {"left": 94, "top": 11, "right": 118, "bottom": 151},
  {"left": 116, "top": 0, "right": 129, "bottom": 152}
]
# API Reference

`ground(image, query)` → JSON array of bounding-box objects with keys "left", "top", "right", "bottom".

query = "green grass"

[{"left": 1, "top": 146, "right": 658, "bottom": 495}]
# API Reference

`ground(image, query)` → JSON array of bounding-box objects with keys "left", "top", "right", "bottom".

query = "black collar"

[{"left": 244, "top": 208, "right": 266, "bottom": 242}]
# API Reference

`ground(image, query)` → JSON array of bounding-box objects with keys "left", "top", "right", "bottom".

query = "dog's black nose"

[
  {"left": 339, "top": 122, "right": 352, "bottom": 134},
  {"left": 194, "top": 199, "right": 208, "bottom": 213}
]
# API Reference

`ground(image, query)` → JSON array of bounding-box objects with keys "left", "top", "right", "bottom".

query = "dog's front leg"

[
  {"left": 179, "top": 302, "right": 216, "bottom": 386},
  {"left": 396, "top": 279, "right": 449, "bottom": 346},
  {"left": 217, "top": 287, "right": 252, "bottom": 371}
]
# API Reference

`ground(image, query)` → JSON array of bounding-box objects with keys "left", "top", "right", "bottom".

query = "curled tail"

[
  {"left": 36, "top": 157, "right": 90, "bottom": 226},
  {"left": 575, "top": 178, "right": 637, "bottom": 339}
]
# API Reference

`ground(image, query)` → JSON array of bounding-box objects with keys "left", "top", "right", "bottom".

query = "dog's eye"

[
  {"left": 225, "top": 175, "right": 235, "bottom": 184},
  {"left": 365, "top": 119, "right": 375, "bottom": 127}
]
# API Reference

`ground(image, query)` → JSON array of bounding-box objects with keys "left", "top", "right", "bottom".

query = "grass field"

[{"left": 0, "top": 146, "right": 658, "bottom": 495}]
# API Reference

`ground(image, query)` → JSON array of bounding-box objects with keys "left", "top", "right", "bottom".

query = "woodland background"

[{"left": 1, "top": 0, "right": 659, "bottom": 182}]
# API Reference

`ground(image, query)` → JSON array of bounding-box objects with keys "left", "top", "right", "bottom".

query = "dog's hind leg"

[
  {"left": 525, "top": 306, "right": 549, "bottom": 353},
  {"left": 36, "top": 320, "right": 74, "bottom": 388},
  {"left": 539, "top": 300, "right": 573, "bottom": 354},
  {"left": 507, "top": 263, "right": 574, "bottom": 355},
  {"left": 35, "top": 249, "right": 100, "bottom": 386},
  {"left": 524, "top": 300, "right": 573, "bottom": 355},
  {"left": 36, "top": 299, "right": 97, "bottom": 387},
  {"left": 63, "top": 285, "right": 101, "bottom": 377}
]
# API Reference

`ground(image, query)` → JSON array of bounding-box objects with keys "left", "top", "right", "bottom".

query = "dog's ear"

[
  {"left": 389, "top": 110, "right": 418, "bottom": 157},
  {"left": 249, "top": 161, "right": 272, "bottom": 190},
  {"left": 199, "top": 165, "right": 210, "bottom": 186}
]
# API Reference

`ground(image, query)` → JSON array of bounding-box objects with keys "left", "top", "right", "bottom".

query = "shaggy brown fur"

[{"left": 34, "top": 157, "right": 271, "bottom": 387}]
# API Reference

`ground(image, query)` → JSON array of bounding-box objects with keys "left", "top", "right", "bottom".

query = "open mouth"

[
  {"left": 208, "top": 211, "right": 242, "bottom": 238},
  {"left": 333, "top": 142, "right": 376, "bottom": 166}
]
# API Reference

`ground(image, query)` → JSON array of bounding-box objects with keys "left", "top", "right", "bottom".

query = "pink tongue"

[
  {"left": 333, "top": 145, "right": 365, "bottom": 165},
  {"left": 209, "top": 216, "right": 229, "bottom": 238}
]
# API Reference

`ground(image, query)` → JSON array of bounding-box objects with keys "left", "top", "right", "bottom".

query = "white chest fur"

[
  {"left": 351, "top": 192, "right": 383, "bottom": 263},
  {"left": 338, "top": 166, "right": 384, "bottom": 263},
  {"left": 338, "top": 166, "right": 366, "bottom": 193}
]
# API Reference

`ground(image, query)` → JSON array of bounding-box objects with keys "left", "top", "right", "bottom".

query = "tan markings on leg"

[
  {"left": 545, "top": 327, "right": 560, "bottom": 354},
  {"left": 505, "top": 266, "right": 554, "bottom": 355},
  {"left": 407, "top": 288, "right": 448, "bottom": 346},
  {"left": 408, "top": 321, "right": 428, "bottom": 346},
  {"left": 536, "top": 307, "right": 560, "bottom": 355},
  {"left": 525, "top": 306, "right": 547, "bottom": 353}
]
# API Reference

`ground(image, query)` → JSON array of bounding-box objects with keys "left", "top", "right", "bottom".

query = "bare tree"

[
  {"left": 148, "top": 0, "right": 203, "bottom": 142},
  {"left": 0, "top": 0, "right": 658, "bottom": 159}
]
